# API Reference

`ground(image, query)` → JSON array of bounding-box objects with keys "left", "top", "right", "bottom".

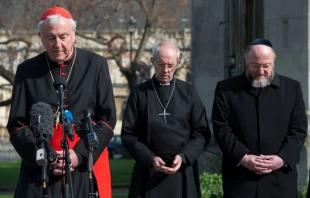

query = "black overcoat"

[{"left": 212, "top": 72, "right": 307, "bottom": 198}]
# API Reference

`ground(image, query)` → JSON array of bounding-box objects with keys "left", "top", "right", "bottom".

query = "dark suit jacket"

[{"left": 212, "top": 72, "right": 307, "bottom": 198}]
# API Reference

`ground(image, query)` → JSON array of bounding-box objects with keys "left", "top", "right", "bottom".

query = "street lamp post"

[{"left": 127, "top": 16, "right": 137, "bottom": 63}]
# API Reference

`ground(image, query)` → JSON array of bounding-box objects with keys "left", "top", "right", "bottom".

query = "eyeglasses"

[
  {"left": 248, "top": 62, "right": 273, "bottom": 70},
  {"left": 153, "top": 61, "right": 177, "bottom": 70}
]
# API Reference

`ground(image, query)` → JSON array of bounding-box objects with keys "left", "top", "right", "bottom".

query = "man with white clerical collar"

[
  {"left": 7, "top": 6, "right": 116, "bottom": 198},
  {"left": 121, "top": 40, "right": 211, "bottom": 198}
]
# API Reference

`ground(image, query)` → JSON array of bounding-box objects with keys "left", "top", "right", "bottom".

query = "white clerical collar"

[
  {"left": 54, "top": 46, "right": 74, "bottom": 64},
  {"left": 160, "top": 82, "right": 170, "bottom": 86}
]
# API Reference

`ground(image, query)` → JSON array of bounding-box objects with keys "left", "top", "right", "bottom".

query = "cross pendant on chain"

[{"left": 159, "top": 108, "right": 171, "bottom": 124}]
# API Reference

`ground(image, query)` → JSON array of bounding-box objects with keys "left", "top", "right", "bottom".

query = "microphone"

[
  {"left": 64, "top": 110, "right": 73, "bottom": 122},
  {"left": 53, "top": 76, "right": 67, "bottom": 90},
  {"left": 83, "top": 108, "right": 99, "bottom": 148},
  {"left": 45, "top": 144, "right": 57, "bottom": 164},
  {"left": 64, "top": 110, "right": 74, "bottom": 141},
  {"left": 29, "top": 102, "right": 56, "bottom": 165},
  {"left": 53, "top": 76, "right": 66, "bottom": 108},
  {"left": 84, "top": 109, "right": 94, "bottom": 132}
]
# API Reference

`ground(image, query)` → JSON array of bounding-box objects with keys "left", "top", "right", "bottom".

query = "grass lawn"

[
  {"left": 0, "top": 161, "right": 20, "bottom": 186},
  {"left": 0, "top": 195, "right": 12, "bottom": 198},
  {"left": 0, "top": 159, "right": 134, "bottom": 186},
  {"left": 110, "top": 159, "right": 134, "bottom": 186},
  {"left": 0, "top": 159, "right": 134, "bottom": 197}
]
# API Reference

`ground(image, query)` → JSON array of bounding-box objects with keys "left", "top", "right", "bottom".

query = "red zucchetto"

[{"left": 40, "top": 6, "right": 73, "bottom": 21}]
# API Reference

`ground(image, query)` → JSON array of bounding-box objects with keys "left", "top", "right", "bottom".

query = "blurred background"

[{"left": 0, "top": 0, "right": 309, "bottom": 197}]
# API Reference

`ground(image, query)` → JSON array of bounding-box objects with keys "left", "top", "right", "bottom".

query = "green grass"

[
  {"left": 110, "top": 159, "right": 134, "bottom": 186},
  {"left": 0, "top": 159, "right": 134, "bottom": 198},
  {"left": 0, "top": 161, "right": 20, "bottom": 186},
  {"left": 0, "top": 159, "right": 134, "bottom": 186},
  {"left": 0, "top": 195, "right": 13, "bottom": 198}
]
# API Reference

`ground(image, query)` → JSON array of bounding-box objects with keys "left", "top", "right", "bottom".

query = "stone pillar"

[
  {"left": 191, "top": 0, "right": 228, "bottom": 173},
  {"left": 264, "top": 0, "right": 310, "bottom": 191},
  {"left": 191, "top": 0, "right": 227, "bottom": 120}
]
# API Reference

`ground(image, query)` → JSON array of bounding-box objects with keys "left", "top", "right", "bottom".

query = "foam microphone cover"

[{"left": 29, "top": 102, "right": 54, "bottom": 144}]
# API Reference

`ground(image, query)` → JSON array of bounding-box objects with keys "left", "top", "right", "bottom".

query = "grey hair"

[
  {"left": 152, "top": 40, "right": 180, "bottom": 60},
  {"left": 244, "top": 45, "right": 276, "bottom": 60},
  {"left": 37, "top": 15, "right": 77, "bottom": 33}
]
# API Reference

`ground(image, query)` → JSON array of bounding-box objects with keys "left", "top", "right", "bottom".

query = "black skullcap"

[{"left": 249, "top": 38, "right": 273, "bottom": 48}]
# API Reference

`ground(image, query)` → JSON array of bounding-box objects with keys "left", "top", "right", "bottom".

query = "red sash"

[
  {"left": 50, "top": 124, "right": 111, "bottom": 198},
  {"left": 50, "top": 124, "right": 80, "bottom": 150}
]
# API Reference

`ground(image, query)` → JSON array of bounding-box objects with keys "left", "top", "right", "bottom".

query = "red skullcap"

[{"left": 40, "top": 6, "right": 73, "bottom": 21}]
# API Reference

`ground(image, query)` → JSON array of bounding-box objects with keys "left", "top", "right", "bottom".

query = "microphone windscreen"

[
  {"left": 29, "top": 102, "right": 54, "bottom": 140},
  {"left": 53, "top": 76, "right": 67, "bottom": 90},
  {"left": 64, "top": 110, "right": 73, "bottom": 123}
]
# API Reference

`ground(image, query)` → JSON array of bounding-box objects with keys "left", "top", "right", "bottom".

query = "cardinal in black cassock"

[
  {"left": 7, "top": 6, "right": 116, "bottom": 198},
  {"left": 121, "top": 41, "right": 211, "bottom": 198}
]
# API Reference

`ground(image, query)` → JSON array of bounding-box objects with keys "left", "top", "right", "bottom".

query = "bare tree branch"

[
  {"left": 0, "top": 65, "right": 14, "bottom": 84},
  {"left": 0, "top": 38, "right": 31, "bottom": 46},
  {"left": 0, "top": 0, "right": 191, "bottom": 107},
  {"left": 134, "top": 23, "right": 151, "bottom": 62},
  {"left": 0, "top": 99, "right": 12, "bottom": 106},
  {"left": 75, "top": 32, "right": 109, "bottom": 45}
]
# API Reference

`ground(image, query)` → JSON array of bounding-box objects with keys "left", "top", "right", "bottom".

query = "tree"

[
  {"left": 72, "top": 0, "right": 191, "bottom": 89},
  {"left": 0, "top": 0, "right": 191, "bottom": 105}
]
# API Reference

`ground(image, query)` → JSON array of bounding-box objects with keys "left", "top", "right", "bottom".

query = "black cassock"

[
  {"left": 7, "top": 48, "right": 116, "bottom": 198},
  {"left": 121, "top": 77, "right": 211, "bottom": 198}
]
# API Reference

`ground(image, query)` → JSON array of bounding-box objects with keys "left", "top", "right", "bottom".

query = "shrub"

[
  {"left": 200, "top": 172, "right": 223, "bottom": 198},
  {"left": 299, "top": 186, "right": 307, "bottom": 198}
]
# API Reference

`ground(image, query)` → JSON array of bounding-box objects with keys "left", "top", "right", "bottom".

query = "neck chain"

[
  {"left": 151, "top": 77, "right": 176, "bottom": 124},
  {"left": 45, "top": 47, "right": 77, "bottom": 83},
  {"left": 46, "top": 48, "right": 77, "bottom": 126}
]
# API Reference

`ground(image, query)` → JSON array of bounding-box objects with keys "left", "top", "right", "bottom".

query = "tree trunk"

[{"left": 134, "top": 23, "right": 152, "bottom": 62}]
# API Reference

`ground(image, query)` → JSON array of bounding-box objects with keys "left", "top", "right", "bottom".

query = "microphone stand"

[
  {"left": 36, "top": 143, "right": 49, "bottom": 198},
  {"left": 84, "top": 109, "right": 99, "bottom": 198},
  {"left": 57, "top": 84, "right": 74, "bottom": 198},
  {"left": 87, "top": 142, "right": 98, "bottom": 198},
  {"left": 42, "top": 156, "right": 48, "bottom": 198}
]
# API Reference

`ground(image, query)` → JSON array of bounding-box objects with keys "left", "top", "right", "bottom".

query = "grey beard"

[{"left": 246, "top": 70, "right": 274, "bottom": 88}]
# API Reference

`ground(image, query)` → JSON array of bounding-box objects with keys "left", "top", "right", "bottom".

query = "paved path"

[
  {"left": 0, "top": 140, "right": 21, "bottom": 161},
  {"left": 113, "top": 187, "right": 128, "bottom": 196}
]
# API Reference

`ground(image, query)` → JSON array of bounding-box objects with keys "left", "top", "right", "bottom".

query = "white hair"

[
  {"left": 37, "top": 15, "right": 77, "bottom": 33},
  {"left": 152, "top": 40, "right": 180, "bottom": 60}
]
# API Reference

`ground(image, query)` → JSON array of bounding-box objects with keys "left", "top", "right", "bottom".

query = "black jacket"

[{"left": 212, "top": 72, "right": 307, "bottom": 198}]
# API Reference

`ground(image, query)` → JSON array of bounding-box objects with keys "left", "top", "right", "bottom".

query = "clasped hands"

[
  {"left": 152, "top": 155, "right": 182, "bottom": 175},
  {"left": 240, "top": 154, "right": 285, "bottom": 175},
  {"left": 53, "top": 149, "right": 79, "bottom": 175}
]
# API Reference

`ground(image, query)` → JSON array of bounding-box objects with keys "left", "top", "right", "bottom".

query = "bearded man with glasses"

[{"left": 212, "top": 38, "right": 307, "bottom": 198}]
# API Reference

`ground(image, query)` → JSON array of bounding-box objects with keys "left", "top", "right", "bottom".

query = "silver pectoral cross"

[{"left": 159, "top": 109, "right": 171, "bottom": 124}]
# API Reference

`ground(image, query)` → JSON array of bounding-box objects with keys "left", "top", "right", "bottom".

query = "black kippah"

[{"left": 249, "top": 38, "right": 273, "bottom": 48}]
